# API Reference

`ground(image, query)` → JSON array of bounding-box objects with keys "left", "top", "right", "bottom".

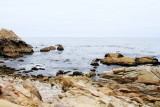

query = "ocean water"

[{"left": 0, "top": 37, "right": 160, "bottom": 77}]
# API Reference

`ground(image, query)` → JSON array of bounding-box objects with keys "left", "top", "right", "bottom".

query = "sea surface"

[{"left": 0, "top": 37, "right": 160, "bottom": 77}]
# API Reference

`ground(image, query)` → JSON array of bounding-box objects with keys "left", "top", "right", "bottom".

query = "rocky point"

[{"left": 0, "top": 29, "right": 33, "bottom": 57}]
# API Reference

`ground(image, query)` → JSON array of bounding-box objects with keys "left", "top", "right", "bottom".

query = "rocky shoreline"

[
  {"left": 0, "top": 29, "right": 160, "bottom": 107},
  {"left": 0, "top": 65, "right": 159, "bottom": 107}
]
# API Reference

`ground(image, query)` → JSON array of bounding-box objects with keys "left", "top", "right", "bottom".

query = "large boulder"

[
  {"left": 101, "top": 53, "right": 136, "bottom": 66},
  {"left": 40, "top": 46, "right": 56, "bottom": 52},
  {"left": 101, "top": 53, "right": 159, "bottom": 66},
  {"left": 0, "top": 29, "right": 33, "bottom": 57}
]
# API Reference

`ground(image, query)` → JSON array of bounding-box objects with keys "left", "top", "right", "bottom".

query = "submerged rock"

[
  {"left": 0, "top": 29, "right": 33, "bottom": 58},
  {"left": 18, "top": 59, "right": 24, "bottom": 62},
  {"left": 57, "top": 45, "right": 64, "bottom": 51},
  {"left": 40, "top": 46, "right": 56, "bottom": 52},
  {"left": 101, "top": 53, "right": 159, "bottom": 66}
]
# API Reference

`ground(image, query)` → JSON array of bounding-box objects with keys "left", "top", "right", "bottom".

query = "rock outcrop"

[
  {"left": 101, "top": 53, "right": 159, "bottom": 66},
  {"left": 0, "top": 75, "right": 144, "bottom": 107},
  {"left": 0, "top": 59, "right": 159, "bottom": 106},
  {"left": 40, "top": 46, "right": 56, "bottom": 52},
  {"left": 135, "top": 57, "right": 158, "bottom": 64},
  {"left": 0, "top": 29, "right": 33, "bottom": 57},
  {"left": 57, "top": 45, "right": 64, "bottom": 51},
  {"left": 99, "top": 65, "right": 160, "bottom": 106}
]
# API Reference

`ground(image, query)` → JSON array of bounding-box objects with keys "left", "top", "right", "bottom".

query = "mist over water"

[{"left": 0, "top": 37, "right": 160, "bottom": 76}]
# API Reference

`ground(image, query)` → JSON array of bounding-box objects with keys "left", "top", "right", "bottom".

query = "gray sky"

[{"left": 0, "top": 0, "right": 160, "bottom": 38}]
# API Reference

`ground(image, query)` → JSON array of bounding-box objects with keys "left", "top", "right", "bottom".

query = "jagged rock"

[
  {"left": 57, "top": 45, "right": 64, "bottom": 51},
  {"left": 100, "top": 65, "right": 160, "bottom": 105},
  {"left": 0, "top": 74, "right": 149, "bottom": 107},
  {"left": 40, "top": 46, "right": 56, "bottom": 52},
  {"left": 0, "top": 29, "right": 33, "bottom": 57}
]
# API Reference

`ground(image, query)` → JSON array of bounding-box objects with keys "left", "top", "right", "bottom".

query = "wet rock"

[
  {"left": 39, "top": 68, "right": 45, "bottom": 70},
  {"left": 90, "top": 69, "right": 96, "bottom": 72},
  {"left": 0, "top": 65, "right": 16, "bottom": 74},
  {"left": 31, "top": 65, "right": 45, "bottom": 71},
  {"left": 18, "top": 59, "right": 24, "bottom": 62},
  {"left": 56, "top": 70, "right": 65, "bottom": 76},
  {"left": 72, "top": 71, "right": 83, "bottom": 76},
  {"left": 0, "top": 29, "right": 33, "bottom": 57},
  {"left": 57, "top": 45, "right": 64, "bottom": 51},
  {"left": 95, "top": 58, "right": 101, "bottom": 61},
  {"left": 90, "top": 60, "right": 99, "bottom": 66},
  {"left": 40, "top": 46, "right": 56, "bottom": 52},
  {"left": 64, "top": 71, "right": 72, "bottom": 74},
  {"left": 19, "top": 68, "right": 26, "bottom": 70},
  {"left": 93, "top": 66, "right": 97, "bottom": 69},
  {"left": 31, "top": 67, "right": 39, "bottom": 70},
  {"left": 23, "top": 70, "right": 33, "bottom": 73},
  {"left": 56, "top": 70, "right": 72, "bottom": 76}
]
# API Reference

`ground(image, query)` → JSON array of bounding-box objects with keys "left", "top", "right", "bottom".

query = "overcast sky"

[{"left": 0, "top": 0, "right": 160, "bottom": 38}]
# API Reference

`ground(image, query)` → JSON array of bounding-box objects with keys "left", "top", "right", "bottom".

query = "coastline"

[
  {"left": 0, "top": 65, "right": 160, "bottom": 107},
  {"left": 0, "top": 29, "right": 160, "bottom": 107}
]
